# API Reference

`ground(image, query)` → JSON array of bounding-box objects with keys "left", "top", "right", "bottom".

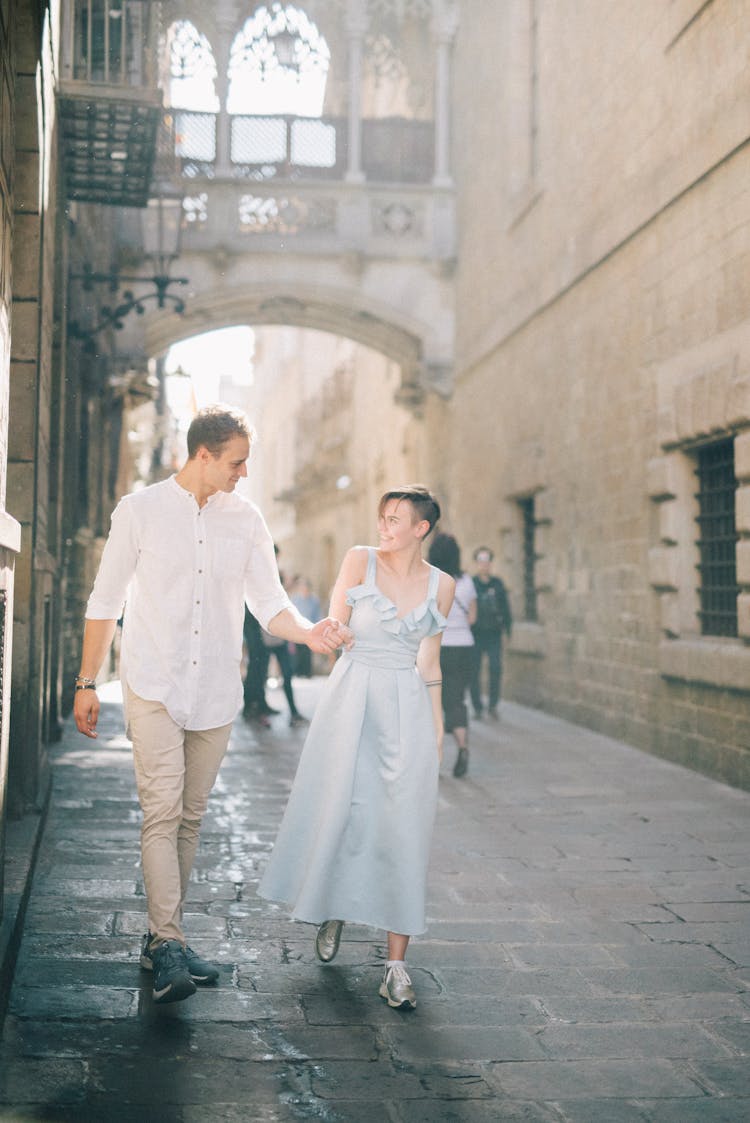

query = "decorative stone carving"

[
  {"left": 238, "top": 193, "right": 337, "bottom": 234},
  {"left": 371, "top": 199, "right": 422, "bottom": 237}
]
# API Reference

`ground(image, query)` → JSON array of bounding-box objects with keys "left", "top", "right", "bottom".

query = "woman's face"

[{"left": 378, "top": 499, "right": 424, "bottom": 551}]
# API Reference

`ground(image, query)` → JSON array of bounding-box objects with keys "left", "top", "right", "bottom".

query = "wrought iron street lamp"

[{"left": 69, "top": 195, "right": 189, "bottom": 344}]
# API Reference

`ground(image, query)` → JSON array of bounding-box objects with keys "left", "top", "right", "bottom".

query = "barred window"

[
  {"left": 519, "top": 496, "right": 537, "bottom": 622},
  {"left": 695, "top": 439, "right": 738, "bottom": 637}
]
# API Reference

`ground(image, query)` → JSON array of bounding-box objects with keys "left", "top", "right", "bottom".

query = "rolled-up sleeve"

[
  {"left": 86, "top": 498, "right": 139, "bottom": 620},
  {"left": 243, "top": 510, "right": 292, "bottom": 630}
]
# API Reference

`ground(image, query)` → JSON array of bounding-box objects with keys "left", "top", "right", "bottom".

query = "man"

[
  {"left": 73, "top": 405, "right": 348, "bottom": 1004},
  {"left": 469, "top": 546, "right": 512, "bottom": 720}
]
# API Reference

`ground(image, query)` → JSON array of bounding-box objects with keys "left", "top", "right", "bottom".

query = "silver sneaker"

[
  {"left": 379, "top": 963, "right": 416, "bottom": 1009},
  {"left": 315, "top": 919, "right": 344, "bottom": 962}
]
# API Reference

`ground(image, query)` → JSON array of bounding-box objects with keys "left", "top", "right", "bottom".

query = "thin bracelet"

[
  {"left": 424, "top": 679, "right": 442, "bottom": 687},
  {"left": 74, "top": 683, "right": 97, "bottom": 692}
]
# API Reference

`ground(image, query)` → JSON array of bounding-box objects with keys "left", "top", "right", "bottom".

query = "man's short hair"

[
  {"left": 187, "top": 405, "right": 254, "bottom": 458},
  {"left": 473, "top": 546, "right": 494, "bottom": 561}
]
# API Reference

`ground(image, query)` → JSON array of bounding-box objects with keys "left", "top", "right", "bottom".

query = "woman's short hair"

[
  {"left": 378, "top": 485, "right": 441, "bottom": 537},
  {"left": 187, "top": 405, "right": 255, "bottom": 458},
  {"left": 428, "top": 532, "right": 462, "bottom": 577}
]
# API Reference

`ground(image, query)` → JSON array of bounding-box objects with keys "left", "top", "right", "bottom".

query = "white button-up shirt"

[{"left": 86, "top": 476, "right": 292, "bottom": 730}]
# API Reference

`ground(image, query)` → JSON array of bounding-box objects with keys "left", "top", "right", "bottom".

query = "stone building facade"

[{"left": 446, "top": 0, "right": 750, "bottom": 787}]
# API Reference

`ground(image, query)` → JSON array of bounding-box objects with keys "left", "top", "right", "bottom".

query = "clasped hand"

[{"left": 307, "top": 617, "right": 354, "bottom": 654}]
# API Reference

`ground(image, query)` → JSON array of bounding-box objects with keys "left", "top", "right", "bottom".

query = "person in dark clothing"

[
  {"left": 242, "top": 608, "right": 277, "bottom": 726},
  {"left": 261, "top": 627, "right": 309, "bottom": 727},
  {"left": 469, "top": 547, "right": 512, "bottom": 719}
]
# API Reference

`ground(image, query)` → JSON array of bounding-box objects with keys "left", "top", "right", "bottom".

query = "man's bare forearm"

[{"left": 78, "top": 618, "right": 118, "bottom": 681}]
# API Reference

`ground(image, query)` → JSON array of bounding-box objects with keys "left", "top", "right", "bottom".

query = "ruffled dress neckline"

[{"left": 345, "top": 547, "right": 447, "bottom": 636}]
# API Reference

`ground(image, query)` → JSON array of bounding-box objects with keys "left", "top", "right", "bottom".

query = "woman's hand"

[{"left": 306, "top": 617, "right": 354, "bottom": 654}]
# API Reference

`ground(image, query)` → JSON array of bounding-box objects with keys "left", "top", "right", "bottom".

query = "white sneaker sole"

[{"left": 378, "top": 983, "right": 416, "bottom": 1009}]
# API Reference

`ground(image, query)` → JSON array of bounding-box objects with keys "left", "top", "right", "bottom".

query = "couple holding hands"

[{"left": 74, "top": 406, "right": 454, "bottom": 1010}]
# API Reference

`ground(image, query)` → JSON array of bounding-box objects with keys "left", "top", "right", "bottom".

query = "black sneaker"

[
  {"left": 184, "top": 945, "right": 220, "bottom": 985},
  {"left": 141, "top": 932, "right": 219, "bottom": 985},
  {"left": 148, "top": 939, "right": 196, "bottom": 1004}
]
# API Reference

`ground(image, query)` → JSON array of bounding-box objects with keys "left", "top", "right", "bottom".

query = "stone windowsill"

[{"left": 659, "top": 638, "right": 750, "bottom": 693}]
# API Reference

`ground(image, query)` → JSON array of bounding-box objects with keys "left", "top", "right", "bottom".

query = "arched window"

[
  {"left": 168, "top": 20, "right": 219, "bottom": 111},
  {"left": 228, "top": 4, "right": 335, "bottom": 177},
  {"left": 228, "top": 4, "right": 330, "bottom": 117},
  {"left": 167, "top": 20, "right": 219, "bottom": 175}
]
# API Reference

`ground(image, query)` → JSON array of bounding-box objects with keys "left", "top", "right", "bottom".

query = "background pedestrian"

[
  {"left": 470, "top": 546, "right": 513, "bottom": 719},
  {"left": 427, "top": 532, "right": 476, "bottom": 778}
]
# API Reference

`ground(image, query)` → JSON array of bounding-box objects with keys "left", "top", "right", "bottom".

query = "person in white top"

[
  {"left": 427, "top": 533, "right": 477, "bottom": 778},
  {"left": 73, "top": 405, "right": 350, "bottom": 1005}
]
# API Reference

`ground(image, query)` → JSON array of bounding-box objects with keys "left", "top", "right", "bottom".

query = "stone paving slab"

[{"left": 0, "top": 680, "right": 749, "bottom": 1121}]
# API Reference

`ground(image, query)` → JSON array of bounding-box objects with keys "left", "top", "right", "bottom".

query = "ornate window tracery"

[
  {"left": 228, "top": 4, "right": 330, "bottom": 117},
  {"left": 167, "top": 20, "right": 219, "bottom": 174},
  {"left": 168, "top": 20, "right": 219, "bottom": 111}
]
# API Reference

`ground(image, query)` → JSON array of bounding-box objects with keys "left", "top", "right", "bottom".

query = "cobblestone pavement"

[{"left": 0, "top": 676, "right": 749, "bottom": 1122}]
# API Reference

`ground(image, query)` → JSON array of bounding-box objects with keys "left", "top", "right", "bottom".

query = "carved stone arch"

[{"left": 141, "top": 284, "right": 428, "bottom": 408}]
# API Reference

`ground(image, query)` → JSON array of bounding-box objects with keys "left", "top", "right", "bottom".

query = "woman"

[
  {"left": 427, "top": 533, "right": 476, "bottom": 778},
  {"left": 259, "top": 485, "right": 454, "bottom": 1010}
]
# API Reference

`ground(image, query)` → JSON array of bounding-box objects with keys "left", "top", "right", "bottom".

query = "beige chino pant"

[{"left": 127, "top": 688, "right": 232, "bottom": 944}]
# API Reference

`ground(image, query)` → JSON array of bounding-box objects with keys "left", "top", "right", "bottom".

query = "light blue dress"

[{"left": 258, "top": 547, "right": 446, "bottom": 936}]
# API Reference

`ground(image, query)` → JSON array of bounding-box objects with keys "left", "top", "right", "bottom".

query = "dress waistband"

[{"left": 343, "top": 648, "right": 417, "bottom": 672}]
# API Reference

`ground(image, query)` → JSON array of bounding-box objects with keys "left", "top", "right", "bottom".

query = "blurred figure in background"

[
  {"left": 427, "top": 532, "right": 476, "bottom": 779},
  {"left": 470, "top": 547, "right": 512, "bottom": 720},
  {"left": 290, "top": 576, "right": 322, "bottom": 677}
]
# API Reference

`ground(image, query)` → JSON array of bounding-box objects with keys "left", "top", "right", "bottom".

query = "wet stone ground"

[{"left": 0, "top": 677, "right": 749, "bottom": 1121}]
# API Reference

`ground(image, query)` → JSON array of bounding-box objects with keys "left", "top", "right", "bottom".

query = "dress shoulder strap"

[
  {"left": 366, "top": 546, "right": 377, "bottom": 583},
  {"left": 427, "top": 563, "right": 440, "bottom": 600}
]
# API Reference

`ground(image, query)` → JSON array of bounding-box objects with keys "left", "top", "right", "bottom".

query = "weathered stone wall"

[
  {"left": 0, "top": 0, "right": 24, "bottom": 908},
  {"left": 6, "top": 0, "right": 61, "bottom": 811},
  {"left": 447, "top": 0, "right": 750, "bottom": 787}
]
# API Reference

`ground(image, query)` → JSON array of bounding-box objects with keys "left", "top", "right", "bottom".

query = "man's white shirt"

[{"left": 86, "top": 476, "right": 292, "bottom": 729}]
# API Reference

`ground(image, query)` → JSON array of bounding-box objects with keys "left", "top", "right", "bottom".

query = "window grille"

[
  {"left": 695, "top": 438, "right": 738, "bottom": 637},
  {"left": 175, "top": 111, "right": 216, "bottom": 164},
  {"left": 519, "top": 497, "right": 537, "bottom": 622}
]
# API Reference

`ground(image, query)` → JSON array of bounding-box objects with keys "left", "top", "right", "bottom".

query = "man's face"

[
  {"left": 206, "top": 435, "right": 250, "bottom": 493},
  {"left": 475, "top": 552, "right": 492, "bottom": 575}
]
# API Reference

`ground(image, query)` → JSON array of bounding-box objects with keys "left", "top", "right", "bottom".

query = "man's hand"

[
  {"left": 73, "top": 689, "right": 100, "bottom": 739},
  {"left": 306, "top": 617, "right": 354, "bottom": 654}
]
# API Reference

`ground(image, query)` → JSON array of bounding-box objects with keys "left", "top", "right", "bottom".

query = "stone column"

[
  {"left": 432, "top": 0, "right": 459, "bottom": 188},
  {"left": 345, "top": 0, "right": 367, "bottom": 184},
  {"left": 214, "top": 3, "right": 237, "bottom": 177}
]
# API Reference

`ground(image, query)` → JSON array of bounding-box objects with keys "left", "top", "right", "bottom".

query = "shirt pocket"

[{"left": 211, "top": 536, "right": 249, "bottom": 580}]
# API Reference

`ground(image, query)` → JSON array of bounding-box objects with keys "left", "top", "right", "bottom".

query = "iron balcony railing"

[{"left": 58, "top": 0, "right": 162, "bottom": 206}]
